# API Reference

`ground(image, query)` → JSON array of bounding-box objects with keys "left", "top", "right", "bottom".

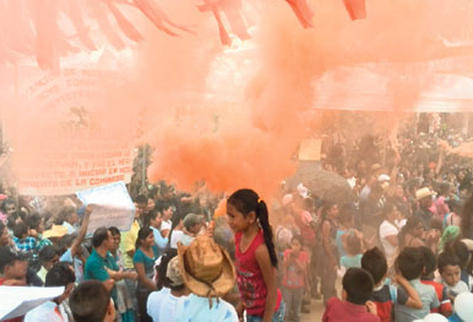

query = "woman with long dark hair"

[{"left": 133, "top": 227, "right": 159, "bottom": 322}]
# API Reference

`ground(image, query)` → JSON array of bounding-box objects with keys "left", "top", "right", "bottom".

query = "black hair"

[
  {"left": 1, "top": 198, "right": 16, "bottom": 213},
  {"left": 24, "top": 213, "right": 42, "bottom": 230},
  {"left": 45, "top": 262, "right": 76, "bottom": 287},
  {"left": 438, "top": 251, "right": 462, "bottom": 273},
  {"left": 156, "top": 201, "right": 174, "bottom": 213},
  {"left": 228, "top": 189, "right": 278, "bottom": 267},
  {"left": 320, "top": 201, "right": 337, "bottom": 221},
  {"left": 361, "top": 247, "right": 387, "bottom": 285},
  {"left": 461, "top": 192, "right": 473, "bottom": 239},
  {"left": 156, "top": 248, "right": 184, "bottom": 291},
  {"left": 447, "top": 199, "right": 463, "bottom": 214},
  {"left": 444, "top": 240, "right": 469, "bottom": 269},
  {"left": 0, "top": 246, "right": 23, "bottom": 273},
  {"left": 92, "top": 227, "right": 110, "bottom": 248},
  {"left": 397, "top": 247, "right": 424, "bottom": 280},
  {"left": 342, "top": 268, "right": 374, "bottom": 305},
  {"left": 398, "top": 217, "right": 422, "bottom": 249},
  {"left": 0, "top": 221, "right": 6, "bottom": 237},
  {"left": 135, "top": 226, "right": 153, "bottom": 250},
  {"left": 54, "top": 206, "right": 76, "bottom": 225},
  {"left": 419, "top": 246, "right": 436, "bottom": 277},
  {"left": 143, "top": 210, "right": 160, "bottom": 228},
  {"left": 13, "top": 222, "right": 28, "bottom": 239},
  {"left": 70, "top": 280, "right": 111, "bottom": 322},
  {"left": 39, "top": 245, "right": 58, "bottom": 263},
  {"left": 108, "top": 226, "right": 120, "bottom": 236},
  {"left": 59, "top": 234, "right": 76, "bottom": 254},
  {"left": 135, "top": 194, "right": 148, "bottom": 205}
]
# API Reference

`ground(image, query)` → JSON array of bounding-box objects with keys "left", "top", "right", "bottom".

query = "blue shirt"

[
  {"left": 60, "top": 248, "right": 84, "bottom": 283},
  {"left": 133, "top": 245, "right": 159, "bottom": 279},
  {"left": 340, "top": 254, "right": 362, "bottom": 269},
  {"left": 175, "top": 294, "right": 238, "bottom": 322},
  {"left": 394, "top": 279, "right": 440, "bottom": 322},
  {"left": 151, "top": 226, "right": 168, "bottom": 251}
]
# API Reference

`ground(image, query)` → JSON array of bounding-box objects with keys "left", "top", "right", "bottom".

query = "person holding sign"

[{"left": 59, "top": 205, "right": 92, "bottom": 284}]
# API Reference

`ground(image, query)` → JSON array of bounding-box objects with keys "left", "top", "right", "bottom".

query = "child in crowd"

[
  {"left": 281, "top": 235, "right": 308, "bottom": 322},
  {"left": 362, "top": 247, "right": 423, "bottom": 322},
  {"left": 227, "top": 189, "right": 284, "bottom": 322},
  {"left": 322, "top": 267, "right": 380, "bottom": 322},
  {"left": 437, "top": 252, "right": 470, "bottom": 301},
  {"left": 419, "top": 246, "right": 453, "bottom": 317},
  {"left": 340, "top": 231, "right": 363, "bottom": 272},
  {"left": 394, "top": 247, "right": 439, "bottom": 322},
  {"left": 446, "top": 240, "right": 473, "bottom": 291}
]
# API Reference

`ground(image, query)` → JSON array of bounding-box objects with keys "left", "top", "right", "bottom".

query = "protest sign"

[
  {"left": 299, "top": 139, "right": 322, "bottom": 161},
  {"left": 76, "top": 181, "right": 135, "bottom": 233},
  {"left": 0, "top": 286, "right": 64, "bottom": 320},
  {"left": 8, "top": 68, "right": 136, "bottom": 196}
]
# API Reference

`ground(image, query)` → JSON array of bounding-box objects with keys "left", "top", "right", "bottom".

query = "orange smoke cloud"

[{"left": 3, "top": 0, "right": 473, "bottom": 198}]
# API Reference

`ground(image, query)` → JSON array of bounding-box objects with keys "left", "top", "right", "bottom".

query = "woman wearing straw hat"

[{"left": 174, "top": 235, "right": 239, "bottom": 321}]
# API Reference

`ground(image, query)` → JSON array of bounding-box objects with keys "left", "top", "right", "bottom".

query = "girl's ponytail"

[
  {"left": 228, "top": 189, "right": 279, "bottom": 268},
  {"left": 257, "top": 200, "right": 278, "bottom": 268}
]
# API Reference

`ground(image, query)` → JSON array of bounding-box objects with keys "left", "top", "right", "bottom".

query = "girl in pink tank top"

[{"left": 227, "top": 189, "right": 284, "bottom": 322}]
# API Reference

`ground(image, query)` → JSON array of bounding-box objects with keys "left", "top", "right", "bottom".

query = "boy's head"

[
  {"left": 361, "top": 247, "right": 387, "bottom": 285},
  {"left": 70, "top": 280, "right": 115, "bottom": 322},
  {"left": 39, "top": 245, "right": 59, "bottom": 271},
  {"left": 397, "top": 247, "right": 424, "bottom": 280},
  {"left": 13, "top": 222, "right": 28, "bottom": 239},
  {"left": 438, "top": 252, "right": 462, "bottom": 287},
  {"left": 342, "top": 268, "right": 374, "bottom": 305},
  {"left": 0, "top": 246, "right": 27, "bottom": 283},
  {"left": 419, "top": 246, "right": 437, "bottom": 278},
  {"left": 46, "top": 262, "right": 76, "bottom": 303}
]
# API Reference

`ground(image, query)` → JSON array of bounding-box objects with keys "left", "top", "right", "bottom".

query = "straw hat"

[
  {"left": 177, "top": 235, "right": 235, "bottom": 298},
  {"left": 415, "top": 187, "right": 433, "bottom": 201},
  {"left": 43, "top": 225, "right": 68, "bottom": 239}
]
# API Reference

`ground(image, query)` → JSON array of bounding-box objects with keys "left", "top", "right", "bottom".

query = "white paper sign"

[
  {"left": 76, "top": 181, "right": 135, "bottom": 233},
  {"left": 0, "top": 286, "right": 64, "bottom": 320}
]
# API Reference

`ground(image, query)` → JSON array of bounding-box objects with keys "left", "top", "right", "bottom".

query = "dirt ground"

[{"left": 300, "top": 298, "right": 324, "bottom": 322}]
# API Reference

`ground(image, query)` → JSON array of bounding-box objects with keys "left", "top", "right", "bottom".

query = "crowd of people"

[{"left": 1, "top": 118, "right": 473, "bottom": 321}]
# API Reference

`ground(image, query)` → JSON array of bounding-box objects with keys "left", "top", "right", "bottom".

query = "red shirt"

[
  {"left": 323, "top": 297, "right": 380, "bottom": 322},
  {"left": 235, "top": 230, "right": 282, "bottom": 317},
  {"left": 0, "top": 278, "right": 25, "bottom": 322},
  {"left": 421, "top": 280, "right": 452, "bottom": 315}
]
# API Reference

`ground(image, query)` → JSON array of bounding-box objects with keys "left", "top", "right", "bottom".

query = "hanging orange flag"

[
  {"left": 285, "top": 0, "right": 314, "bottom": 28},
  {"left": 343, "top": 0, "right": 367, "bottom": 20}
]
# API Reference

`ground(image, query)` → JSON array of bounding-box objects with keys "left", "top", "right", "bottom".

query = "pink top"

[
  {"left": 235, "top": 230, "right": 282, "bottom": 317},
  {"left": 282, "top": 249, "right": 309, "bottom": 289}
]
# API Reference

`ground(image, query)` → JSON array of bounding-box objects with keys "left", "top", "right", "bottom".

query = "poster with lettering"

[
  {"left": 76, "top": 181, "right": 135, "bottom": 233},
  {"left": 8, "top": 67, "right": 137, "bottom": 195}
]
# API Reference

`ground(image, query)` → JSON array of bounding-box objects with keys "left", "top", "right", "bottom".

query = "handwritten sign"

[
  {"left": 8, "top": 68, "right": 137, "bottom": 196},
  {"left": 76, "top": 181, "right": 135, "bottom": 233},
  {"left": 0, "top": 286, "right": 64, "bottom": 320}
]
